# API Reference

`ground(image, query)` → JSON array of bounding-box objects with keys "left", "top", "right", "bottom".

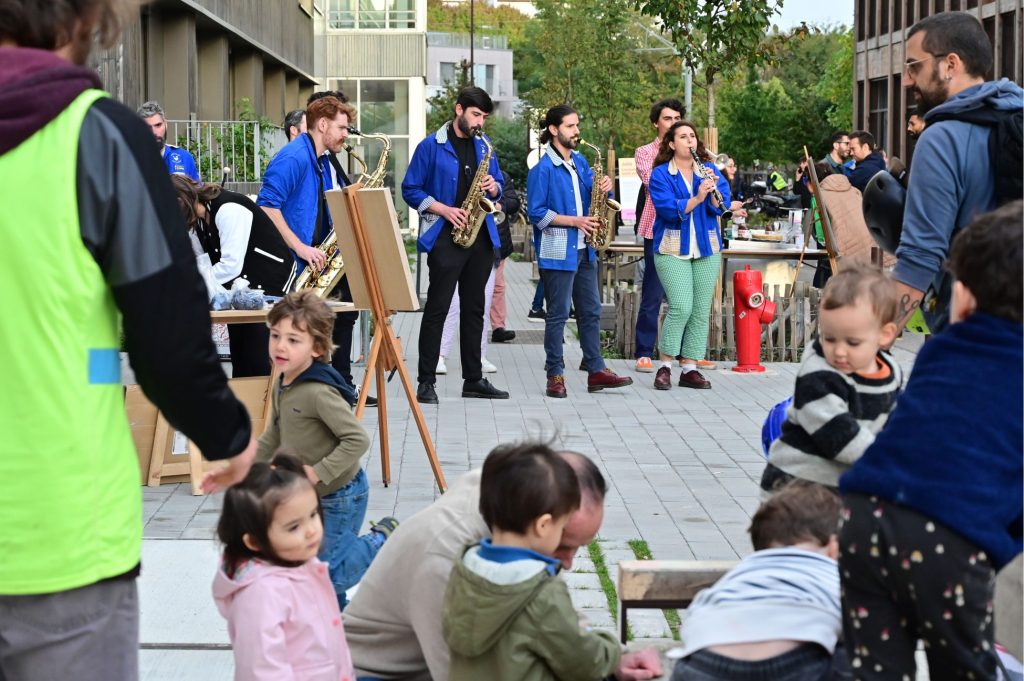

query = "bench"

[{"left": 617, "top": 560, "right": 737, "bottom": 643}]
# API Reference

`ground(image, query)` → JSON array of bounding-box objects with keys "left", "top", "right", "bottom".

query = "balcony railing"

[
  {"left": 426, "top": 32, "right": 509, "bottom": 50},
  {"left": 166, "top": 119, "right": 288, "bottom": 182},
  {"left": 329, "top": 8, "right": 416, "bottom": 29}
]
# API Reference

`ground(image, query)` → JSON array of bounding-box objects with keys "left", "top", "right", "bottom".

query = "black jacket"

[
  {"left": 495, "top": 175, "right": 521, "bottom": 260},
  {"left": 849, "top": 152, "right": 886, "bottom": 192}
]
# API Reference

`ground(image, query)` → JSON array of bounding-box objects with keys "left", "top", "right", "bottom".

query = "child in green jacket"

[{"left": 442, "top": 442, "right": 621, "bottom": 681}]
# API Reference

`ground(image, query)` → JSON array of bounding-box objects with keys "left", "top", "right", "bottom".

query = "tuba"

[
  {"left": 576, "top": 138, "right": 621, "bottom": 252},
  {"left": 452, "top": 128, "right": 504, "bottom": 249},
  {"left": 291, "top": 130, "right": 391, "bottom": 297}
]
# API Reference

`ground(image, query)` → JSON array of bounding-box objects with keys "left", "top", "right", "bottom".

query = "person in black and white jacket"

[
  {"left": 172, "top": 175, "right": 295, "bottom": 377},
  {"left": 760, "top": 266, "right": 903, "bottom": 495}
]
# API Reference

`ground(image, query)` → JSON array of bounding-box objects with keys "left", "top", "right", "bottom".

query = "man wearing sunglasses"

[{"left": 890, "top": 11, "right": 1023, "bottom": 334}]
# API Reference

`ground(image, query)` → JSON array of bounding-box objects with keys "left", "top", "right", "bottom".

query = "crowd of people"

[{"left": 0, "top": 2, "right": 1021, "bottom": 681}]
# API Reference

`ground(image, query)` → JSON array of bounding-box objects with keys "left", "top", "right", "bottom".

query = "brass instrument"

[
  {"left": 576, "top": 138, "right": 621, "bottom": 252},
  {"left": 452, "top": 129, "right": 504, "bottom": 249},
  {"left": 690, "top": 146, "right": 732, "bottom": 224},
  {"left": 291, "top": 129, "right": 392, "bottom": 297}
]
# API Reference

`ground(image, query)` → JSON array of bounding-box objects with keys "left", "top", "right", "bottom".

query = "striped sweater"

[{"left": 763, "top": 339, "right": 902, "bottom": 489}]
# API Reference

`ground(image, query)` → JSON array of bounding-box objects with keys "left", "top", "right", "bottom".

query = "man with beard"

[
  {"left": 847, "top": 130, "right": 886, "bottom": 192},
  {"left": 0, "top": 1, "right": 256, "bottom": 677},
  {"left": 403, "top": 86, "right": 509, "bottom": 404},
  {"left": 893, "top": 11, "right": 1023, "bottom": 333},
  {"left": 138, "top": 100, "right": 200, "bottom": 181},
  {"left": 258, "top": 96, "right": 355, "bottom": 276},
  {"left": 528, "top": 105, "right": 633, "bottom": 398}
]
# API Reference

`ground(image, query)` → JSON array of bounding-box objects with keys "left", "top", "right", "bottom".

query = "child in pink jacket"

[{"left": 213, "top": 452, "right": 355, "bottom": 681}]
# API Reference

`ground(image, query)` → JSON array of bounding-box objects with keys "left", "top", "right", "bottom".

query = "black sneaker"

[
  {"left": 416, "top": 382, "right": 438, "bottom": 404},
  {"left": 491, "top": 327, "right": 516, "bottom": 343},
  {"left": 527, "top": 308, "right": 547, "bottom": 322},
  {"left": 462, "top": 378, "right": 510, "bottom": 399}
]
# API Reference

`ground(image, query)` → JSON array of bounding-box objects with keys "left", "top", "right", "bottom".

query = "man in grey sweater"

[{"left": 343, "top": 450, "right": 662, "bottom": 681}]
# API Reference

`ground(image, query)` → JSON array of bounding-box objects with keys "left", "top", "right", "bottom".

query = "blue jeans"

[
  {"left": 670, "top": 645, "right": 847, "bottom": 681},
  {"left": 634, "top": 237, "right": 664, "bottom": 359},
  {"left": 317, "top": 469, "right": 385, "bottom": 610},
  {"left": 540, "top": 250, "right": 605, "bottom": 378},
  {"left": 531, "top": 278, "right": 546, "bottom": 311}
]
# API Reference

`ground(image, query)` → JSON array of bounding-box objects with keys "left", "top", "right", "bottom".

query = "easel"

[
  {"left": 328, "top": 185, "right": 447, "bottom": 493},
  {"left": 794, "top": 146, "right": 839, "bottom": 289}
]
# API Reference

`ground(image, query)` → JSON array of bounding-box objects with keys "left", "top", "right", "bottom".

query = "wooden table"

[{"left": 133, "top": 302, "right": 358, "bottom": 494}]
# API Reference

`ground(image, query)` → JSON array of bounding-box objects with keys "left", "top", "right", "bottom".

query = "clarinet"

[{"left": 690, "top": 146, "right": 732, "bottom": 223}]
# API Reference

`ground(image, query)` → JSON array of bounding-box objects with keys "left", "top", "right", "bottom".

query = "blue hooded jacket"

[{"left": 895, "top": 79, "right": 1024, "bottom": 330}]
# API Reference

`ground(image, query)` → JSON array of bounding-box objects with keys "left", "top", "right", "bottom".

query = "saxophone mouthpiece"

[{"left": 348, "top": 127, "right": 363, "bottom": 136}]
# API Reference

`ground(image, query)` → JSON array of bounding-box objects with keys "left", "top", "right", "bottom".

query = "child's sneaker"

[{"left": 370, "top": 516, "right": 399, "bottom": 540}]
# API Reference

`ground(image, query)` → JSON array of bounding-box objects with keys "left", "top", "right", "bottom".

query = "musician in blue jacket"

[
  {"left": 526, "top": 105, "right": 633, "bottom": 399},
  {"left": 402, "top": 86, "right": 508, "bottom": 404},
  {"left": 647, "top": 121, "right": 730, "bottom": 391}
]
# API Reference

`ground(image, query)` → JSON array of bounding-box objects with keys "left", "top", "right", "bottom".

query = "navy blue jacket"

[
  {"left": 848, "top": 151, "right": 885, "bottom": 192},
  {"left": 840, "top": 313, "right": 1023, "bottom": 569}
]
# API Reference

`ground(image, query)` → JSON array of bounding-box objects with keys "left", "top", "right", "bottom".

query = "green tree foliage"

[
  {"left": 715, "top": 26, "right": 853, "bottom": 165},
  {"left": 427, "top": 0, "right": 530, "bottom": 44},
  {"left": 629, "top": 0, "right": 785, "bottom": 128},
  {"left": 426, "top": 62, "right": 471, "bottom": 133},
  {"left": 518, "top": 0, "right": 683, "bottom": 155},
  {"left": 486, "top": 115, "right": 530, "bottom": 189}
]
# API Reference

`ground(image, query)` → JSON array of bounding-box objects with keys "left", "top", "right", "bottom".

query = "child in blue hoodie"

[
  {"left": 839, "top": 202, "right": 1024, "bottom": 680},
  {"left": 256, "top": 291, "right": 397, "bottom": 609}
]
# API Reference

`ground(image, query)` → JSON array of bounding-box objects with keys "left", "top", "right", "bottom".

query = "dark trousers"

[
  {"left": 670, "top": 645, "right": 846, "bottom": 681},
  {"left": 635, "top": 237, "right": 664, "bottom": 359},
  {"left": 417, "top": 226, "right": 493, "bottom": 384},
  {"left": 541, "top": 250, "right": 605, "bottom": 378},
  {"left": 228, "top": 323, "right": 271, "bottom": 377},
  {"left": 330, "top": 275, "right": 359, "bottom": 385},
  {"left": 839, "top": 493, "right": 998, "bottom": 681}
]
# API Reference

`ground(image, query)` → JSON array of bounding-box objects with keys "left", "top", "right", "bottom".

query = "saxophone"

[
  {"left": 576, "top": 138, "right": 621, "bottom": 252},
  {"left": 291, "top": 130, "right": 391, "bottom": 297},
  {"left": 452, "top": 129, "right": 505, "bottom": 249}
]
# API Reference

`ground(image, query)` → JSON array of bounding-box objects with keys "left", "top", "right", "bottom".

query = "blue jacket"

[
  {"left": 257, "top": 133, "right": 323, "bottom": 251},
  {"left": 403, "top": 124, "right": 504, "bottom": 253},
  {"left": 840, "top": 313, "right": 1023, "bottom": 570},
  {"left": 162, "top": 143, "right": 200, "bottom": 181},
  {"left": 527, "top": 146, "right": 610, "bottom": 272},
  {"left": 649, "top": 159, "right": 730, "bottom": 258},
  {"left": 848, "top": 151, "right": 885, "bottom": 192},
  {"left": 895, "top": 79, "right": 1024, "bottom": 330}
]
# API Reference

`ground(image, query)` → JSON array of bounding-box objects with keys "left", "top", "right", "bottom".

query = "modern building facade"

[
  {"left": 93, "top": 0, "right": 317, "bottom": 124},
  {"left": 314, "top": 0, "right": 430, "bottom": 228},
  {"left": 853, "top": 0, "right": 1023, "bottom": 164},
  {"left": 426, "top": 32, "right": 519, "bottom": 118}
]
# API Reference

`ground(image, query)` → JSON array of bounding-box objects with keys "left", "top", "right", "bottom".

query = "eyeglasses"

[{"left": 904, "top": 53, "right": 949, "bottom": 77}]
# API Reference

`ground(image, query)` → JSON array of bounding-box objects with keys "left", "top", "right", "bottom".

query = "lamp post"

[{"left": 469, "top": 0, "right": 475, "bottom": 84}]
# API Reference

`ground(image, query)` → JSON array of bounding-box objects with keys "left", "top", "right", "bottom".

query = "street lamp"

[{"left": 469, "top": 0, "right": 475, "bottom": 85}]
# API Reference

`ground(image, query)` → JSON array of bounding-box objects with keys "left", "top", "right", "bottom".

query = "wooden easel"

[
  {"left": 794, "top": 146, "right": 840, "bottom": 289},
  {"left": 335, "top": 184, "right": 447, "bottom": 492}
]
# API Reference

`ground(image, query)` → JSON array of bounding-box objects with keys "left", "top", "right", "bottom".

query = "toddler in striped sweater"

[{"left": 760, "top": 265, "right": 903, "bottom": 494}]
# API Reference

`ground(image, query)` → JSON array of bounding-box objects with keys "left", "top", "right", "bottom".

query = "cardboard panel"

[
  {"left": 357, "top": 188, "right": 419, "bottom": 312},
  {"left": 325, "top": 189, "right": 372, "bottom": 310}
]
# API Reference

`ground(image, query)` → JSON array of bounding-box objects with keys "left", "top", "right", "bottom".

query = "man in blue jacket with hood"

[
  {"left": 847, "top": 130, "right": 886, "bottom": 192},
  {"left": 892, "top": 10, "right": 1024, "bottom": 333}
]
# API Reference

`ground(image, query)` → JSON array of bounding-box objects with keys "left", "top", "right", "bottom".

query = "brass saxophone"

[
  {"left": 452, "top": 129, "right": 504, "bottom": 249},
  {"left": 291, "top": 130, "right": 391, "bottom": 297},
  {"left": 576, "top": 138, "right": 621, "bottom": 252}
]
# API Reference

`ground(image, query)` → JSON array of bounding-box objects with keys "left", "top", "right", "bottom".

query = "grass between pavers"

[
  {"left": 627, "top": 539, "right": 683, "bottom": 641},
  {"left": 586, "top": 539, "right": 631, "bottom": 640}
]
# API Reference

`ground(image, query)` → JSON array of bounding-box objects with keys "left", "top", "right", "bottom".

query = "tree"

[
  {"left": 629, "top": 0, "right": 786, "bottom": 137},
  {"left": 816, "top": 29, "right": 854, "bottom": 132},
  {"left": 718, "top": 70, "right": 795, "bottom": 166},
  {"left": 426, "top": 62, "right": 471, "bottom": 132}
]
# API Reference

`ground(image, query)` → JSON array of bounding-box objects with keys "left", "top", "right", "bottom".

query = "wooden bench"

[{"left": 618, "top": 559, "right": 737, "bottom": 643}]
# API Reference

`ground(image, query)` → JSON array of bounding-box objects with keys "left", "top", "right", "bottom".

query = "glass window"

[
  {"left": 858, "top": 0, "right": 867, "bottom": 41},
  {"left": 881, "top": 0, "right": 889, "bottom": 34},
  {"left": 983, "top": 16, "right": 996, "bottom": 78},
  {"left": 890, "top": 74, "right": 902, "bottom": 160},
  {"left": 869, "top": 78, "right": 889, "bottom": 152},
  {"left": 868, "top": 0, "right": 877, "bottom": 38},
  {"left": 999, "top": 11, "right": 1016, "bottom": 81},
  {"left": 440, "top": 62, "right": 456, "bottom": 84},
  {"left": 918, "top": 0, "right": 928, "bottom": 21},
  {"left": 328, "top": 0, "right": 415, "bottom": 29}
]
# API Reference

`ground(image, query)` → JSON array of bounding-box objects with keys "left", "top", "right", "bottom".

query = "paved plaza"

[{"left": 138, "top": 259, "right": 924, "bottom": 679}]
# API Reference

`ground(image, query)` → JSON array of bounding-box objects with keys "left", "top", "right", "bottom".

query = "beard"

[
  {"left": 910, "top": 65, "right": 949, "bottom": 115},
  {"left": 154, "top": 134, "right": 165, "bottom": 148},
  {"left": 556, "top": 131, "right": 578, "bottom": 149},
  {"left": 456, "top": 114, "right": 478, "bottom": 137}
]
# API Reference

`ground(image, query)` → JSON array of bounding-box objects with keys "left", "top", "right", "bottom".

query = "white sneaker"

[
  {"left": 437, "top": 357, "right": 448, "bottom": 374},
  {"left": 481, "top": 357, "right": 497, "bottom": 373}
]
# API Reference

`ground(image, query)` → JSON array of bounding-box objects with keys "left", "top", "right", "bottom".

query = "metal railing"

[
  {"left": 426, "top": 32, "right": 509, "bottom": 50},
  {"left": 328, "top": 9, "right": 416, "bottom": 29},
  {"left": 166, "top": 119, "right": 288, "bottom": 183}
]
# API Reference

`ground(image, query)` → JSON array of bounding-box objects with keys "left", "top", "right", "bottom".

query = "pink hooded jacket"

[{"left": 213, "top": 558, "right": 354, "bottom": 681}]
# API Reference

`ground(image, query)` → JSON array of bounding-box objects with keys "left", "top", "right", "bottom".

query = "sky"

[{"left": 774, "top": 0, "right": 854, "bottom": 31}]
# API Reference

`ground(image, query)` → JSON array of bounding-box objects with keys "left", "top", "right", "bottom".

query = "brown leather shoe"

[
  {"left": 546, "top": 375, "right": 567, "bottom": 398},
  {"left": 587, "top": 368, "right": 633, "bottom": 392},
  {"left": 678, "top": 369, "right": 711, "bottom": 389},
  {"left": 654, "top": 366, "right": 672, "bottom": 390}
]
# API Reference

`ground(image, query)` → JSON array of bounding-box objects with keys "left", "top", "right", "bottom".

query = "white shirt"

[{"left": 192, "top": 203, "right": 253, "bottom": 284}]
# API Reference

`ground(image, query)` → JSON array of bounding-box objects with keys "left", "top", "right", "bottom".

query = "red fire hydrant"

[{"left": 732, "top": 265, "right": 776, "bottom": 373}]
